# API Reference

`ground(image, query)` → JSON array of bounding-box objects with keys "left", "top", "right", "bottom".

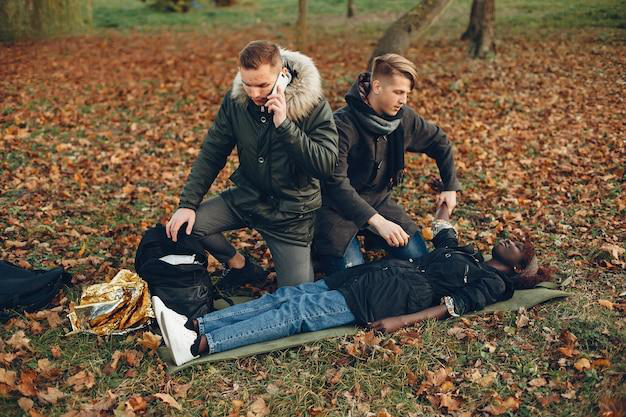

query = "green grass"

[{"left": 93, "top": 0, "right": 626, "bottom": 35}]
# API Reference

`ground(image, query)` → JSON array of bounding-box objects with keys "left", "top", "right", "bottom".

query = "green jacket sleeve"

[
  {"left": 274, "top": 99, "right": 338, "bottom": 180},
  {"left": 405, "top": 109, "right": 461, "bottom": 192},
  {"left": 178, "top": 96, "right": 236, "bottom": 210}
]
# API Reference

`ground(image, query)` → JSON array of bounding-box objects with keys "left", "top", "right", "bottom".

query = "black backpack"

[
  {"left": 135, "top": 224, "right": 226, "bottom": 319},
  {"left": 0, "top": 260, "right": 71, "bottom": 323}
]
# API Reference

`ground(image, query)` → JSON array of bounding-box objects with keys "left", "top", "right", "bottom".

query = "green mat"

[{"left": 159, "top": 282, "right": 569, "bottom": 373}]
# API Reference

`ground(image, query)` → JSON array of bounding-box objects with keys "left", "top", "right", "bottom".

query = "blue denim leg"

[
  {"left": 319, "top": 235, "right": 365, "bottom": 274},
  {"left": 196, "top": 280, "right": 330, "bottom": 335},
  {"left": 203, "top": 287, "right": 356, "bottom": 354},
  {"left": 386, "top": 231, "right": 428, "bottom": 262}
]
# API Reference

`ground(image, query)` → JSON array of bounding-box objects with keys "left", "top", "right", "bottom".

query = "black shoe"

[{"left": 216, "top": 254, "right": 268, "bottom": 291}]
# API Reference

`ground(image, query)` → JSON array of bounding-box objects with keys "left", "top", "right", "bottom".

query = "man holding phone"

[{"left": 166, "top": 40, "right": 338, "bottom": 288}]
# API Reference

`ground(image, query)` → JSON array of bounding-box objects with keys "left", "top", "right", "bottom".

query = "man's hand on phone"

[{"left": 267, "top": 83, "right": 287, "bottom": 127}]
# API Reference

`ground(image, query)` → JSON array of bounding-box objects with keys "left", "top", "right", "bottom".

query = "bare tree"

[
  {"left": 296, "top": 0, "right": 308, "bottom": 49},
  {"left": 347, "top": 0, "right": 355, "bottom": 18},
  {"left": 0, "top": 0, "right": 93, "bottom": 42},
  {"left": 461, "top": 0, "right": 496, "bottom": 58},
  {"left": 368, "top": 0, "right": 453, "bottom": 67}
]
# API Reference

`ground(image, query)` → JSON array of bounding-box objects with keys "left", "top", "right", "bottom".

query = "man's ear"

[{"left": 371, "top": 78, "right": 382, "bottom": 95}]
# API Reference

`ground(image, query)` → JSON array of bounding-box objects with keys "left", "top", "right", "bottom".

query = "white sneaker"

[
  {"left": 152, "top": 296, "right": 187, "bottom": 349},
  {"left": 161, "top": 310, "right": 199, "bottom": 366}
]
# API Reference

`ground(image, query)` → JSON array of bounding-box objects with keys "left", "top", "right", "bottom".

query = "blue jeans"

[
  {"left": 321, "top": 231, "right": 428, "bottom": 274},
  {"left": 196, "top": 280, "right": 356, "bottom": 354}
]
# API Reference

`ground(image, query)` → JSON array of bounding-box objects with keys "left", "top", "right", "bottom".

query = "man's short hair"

[
  {"left": 239, "top": 40, "right": 282, "bottom": 70},
  {"left": 370, "top": 53, "right": 418, "bottom": 90}
]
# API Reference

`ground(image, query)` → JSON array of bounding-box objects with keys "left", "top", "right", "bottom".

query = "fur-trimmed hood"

[{"left": 230, "top": 49, "right": 324, "bottom": 122}]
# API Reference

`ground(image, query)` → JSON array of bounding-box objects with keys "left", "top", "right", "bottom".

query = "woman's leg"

[
  {"left": 202, "top": 288, "right": 355, "bottom": 354},
  {"left": 196, "top": 280, "right": 329, "bottom": 334}
]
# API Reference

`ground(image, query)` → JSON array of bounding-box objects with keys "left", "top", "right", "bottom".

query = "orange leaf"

[{"left": 574, "top": 358, "right": 591, "bottom": 371}]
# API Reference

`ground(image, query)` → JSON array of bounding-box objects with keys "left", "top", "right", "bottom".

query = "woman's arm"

[{"left": 369, "top": 304, "right": 449, "bottom": 333}]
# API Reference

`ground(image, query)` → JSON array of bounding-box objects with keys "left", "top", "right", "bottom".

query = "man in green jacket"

[{"left": 166, "top": 41, "right": 338, "bottom": 288}]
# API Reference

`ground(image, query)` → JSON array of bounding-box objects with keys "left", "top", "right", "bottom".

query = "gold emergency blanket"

[{"left": 68, "top": 270, "right": 154, "bottom": 335}]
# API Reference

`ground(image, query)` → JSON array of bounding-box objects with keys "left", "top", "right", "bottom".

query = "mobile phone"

[{"left": 271, "top": 70, "right": 292, "bottom": 96}]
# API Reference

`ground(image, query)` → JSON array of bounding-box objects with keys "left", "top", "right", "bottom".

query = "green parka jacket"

[{"left": 178, "top": 49, "right": 338, "bottom": 246}]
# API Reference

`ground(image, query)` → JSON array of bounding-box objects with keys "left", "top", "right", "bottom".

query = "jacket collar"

[{"left": 231, "top": 49, "right": 324, "bottom": 122}]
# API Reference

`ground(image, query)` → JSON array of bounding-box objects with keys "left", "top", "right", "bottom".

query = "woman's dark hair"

[{"left": 512, "top": 239, "right": 553, "bottom": 290}]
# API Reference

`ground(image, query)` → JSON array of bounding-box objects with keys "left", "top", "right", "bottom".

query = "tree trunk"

[
  {"left": 347, "top": 0, "right": 355, "bottom": 18},
  {"left": 0, "top": 0, "right": 92, "bottom": 43},
  {"left": 368, "top": 0, "right": 453, "bottom": 67},
  {"left": 461, "top": 0, "right": 495, "bottom": 58},
  {"left": 214, "top": 0, "right": 236, "bottom": 6},
  {"left": 296, "top": 0, "right": 308, "bottom": 50}
]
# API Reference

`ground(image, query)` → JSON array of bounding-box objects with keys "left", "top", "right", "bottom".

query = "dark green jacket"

[{"left": 179, "top": 49, "right": 338, "bottom": 246}]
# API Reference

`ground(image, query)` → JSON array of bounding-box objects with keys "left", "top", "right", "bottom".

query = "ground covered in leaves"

[{"left": 1, "top": 21, "right": 625, "bottom": 417}]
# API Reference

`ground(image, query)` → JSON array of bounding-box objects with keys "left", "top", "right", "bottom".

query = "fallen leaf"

[
  {"left": 476, "top": 372, "right": 497, "bottom": 387},
  {"left": 154, "top": 393, "right": 182, "bottom": 411},
  {"left": 516, "top": 311, "right": 529, "bottom": 328},
  {"left": 562, "top": 389, "right": 577, "bottom": 400},
  {"left": 18, "top": 397, "right": 34, "bottom": 412},
  {"left": 0, "top": 368, "right": 17, "bottom": 387},
  {"left": 7, "top": 330, "right": 33, "bottom": 351},
  {"left": 598, "top": 299, "right": 614, "bottom": 310},
  {"left": 406, "top": 370, "right": 417, "bottom": 386},
  {"left": 439, "top": 393, "right": 461, "bottom": 411},
  {"left": 104, "top": 350, "right": 124, "bottom": 374},
  {"left": 37, "top": 358, "right": 61, "bottom": 380},
  {"left": 375, "top": 409, "right": 393, "bottom": 417},
  {"left": 483, "top": 396, "right": 520, "bottom": 415},
  {"left": 247, "top": 397, "right": 270, "bottom": 417},
  {"left": 138, "top": 331, "right": 162, "bottom": 352},
  {"left": 592, "top": 358, "right": 611, "bottom": 368},
  {"left": 66, "top": 370, "right": 95, "bottom": 392},
  {"left": 173, "top": 382, "right": 192, "bottom": 399},
  {"left": 37, "top": 387, "right": 66, "bottom": 404},
  {"left": 45, "top": 311, "right": 63, "bottom": 328},
  {"left": 126, "top": 395, "right": 148, "bottom": 412},
  {"left": 440, "top": 380, "right": 455, "bottom": 393},
  {"left": 18, "top": 370, "right": 38, "bottom": 397},
  {"left": 574, "top": 358, "right": 591, "bottom": 371},
  {"left": 51, "top": 346, "right": 62, "bottom": 358},
  {"left": 529, "top": 377, "right": 547, "bottom": 387},
  {"left": 123, "top": 350, "right": 144, "bottom": 367},
  {"left": 228, "top": 399, "right": 244, "bottom": 417}
]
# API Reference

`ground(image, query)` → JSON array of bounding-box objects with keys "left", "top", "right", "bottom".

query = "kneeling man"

[{"left": 315, "top": 53, "right": 462, "bottom": 273}]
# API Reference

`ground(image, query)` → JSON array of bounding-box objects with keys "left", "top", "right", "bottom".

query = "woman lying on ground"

[{"left": 154, "top": 203, "right": 551, "bottom": 366}]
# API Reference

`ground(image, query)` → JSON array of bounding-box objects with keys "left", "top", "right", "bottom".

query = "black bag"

[
  {"left": 0, "top": 260, "right": 71, "bottom": 323},
  {"left": 135, "top": 224, "right": 224, "bottom": 319}
]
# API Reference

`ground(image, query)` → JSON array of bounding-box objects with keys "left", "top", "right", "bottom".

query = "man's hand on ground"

[
  {"left": 368, "top": 213, "right": 409, "bottom": 247},
  {"left": 166, "top": 208, "right": 196, "bottom": 242},
  {"left": 266, "top": 83, "right": 287, "bottom": 127},
  {"left": 436, "top": 191, "right": 457, "bottom": 216}
]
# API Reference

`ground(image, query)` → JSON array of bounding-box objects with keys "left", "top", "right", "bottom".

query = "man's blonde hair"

[{"left": 370, "top": 53, "right": 418, "bottom": 90}]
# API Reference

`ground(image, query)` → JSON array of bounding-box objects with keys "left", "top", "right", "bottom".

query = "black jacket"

[
  {"left": 315, "top": 78, "right": 460, "bottom": 257},
  {"left": 323, "top": 228, "right": 515, "bottom": 324}
]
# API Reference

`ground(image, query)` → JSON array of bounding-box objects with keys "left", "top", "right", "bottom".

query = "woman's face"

[{"left": 491, "top": 239, "right": 525, "bottom": 268}]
